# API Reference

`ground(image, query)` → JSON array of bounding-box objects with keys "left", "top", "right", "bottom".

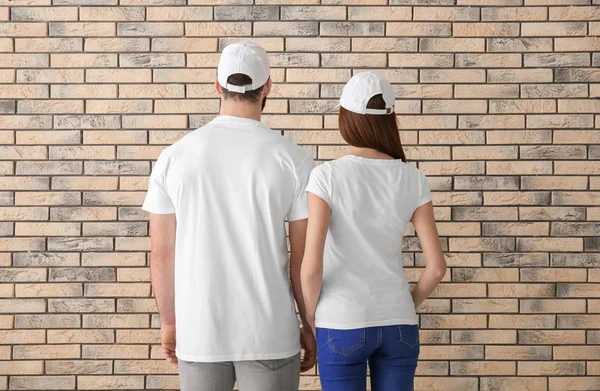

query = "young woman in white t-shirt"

[{"left": 301, "top": 72, "right": 447, "bottom": 391}]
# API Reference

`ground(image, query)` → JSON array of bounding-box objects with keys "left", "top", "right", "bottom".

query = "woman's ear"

[{"left": 215, "top": 79, "right": 223, "bottom": 95}]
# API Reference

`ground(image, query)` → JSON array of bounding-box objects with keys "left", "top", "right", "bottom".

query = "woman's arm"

[
  {"left": 410, "top": 201, "right": 447, "bottom": 308},
  {"left": 300, "top": 192, "right": 331, "bottom": 335}
]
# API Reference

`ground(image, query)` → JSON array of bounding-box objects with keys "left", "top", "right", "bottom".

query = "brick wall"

[{"left": 0, "top": 1, "right": 599, "bottom": 390}]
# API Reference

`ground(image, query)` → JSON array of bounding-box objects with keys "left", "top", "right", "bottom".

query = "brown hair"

[
  {"left": 338, "top": 94, "right": 407, "bottom": 161},
  {"left": 222, "top": 73, "right": 265, "bottom": 103}
]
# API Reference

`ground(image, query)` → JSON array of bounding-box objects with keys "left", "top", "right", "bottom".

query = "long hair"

[{"left": 338, "top": 94, "right": 406, "bottom": 162}]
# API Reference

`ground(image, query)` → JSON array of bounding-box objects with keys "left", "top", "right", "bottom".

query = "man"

[{"left": 142, "top": 41, "right": 316, "bottom": 391}]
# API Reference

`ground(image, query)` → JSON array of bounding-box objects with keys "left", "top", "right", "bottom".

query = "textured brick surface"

[{"left": 0, "top": 2, "right": 599, "bottom": 391}]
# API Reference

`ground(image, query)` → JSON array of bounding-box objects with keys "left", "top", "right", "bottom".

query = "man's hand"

[
  {"left": 160, "top": 323, "right": 177, "bottom": 365},
  {"left": 300, "top": 327, "right": 316, "bottom": 373}
]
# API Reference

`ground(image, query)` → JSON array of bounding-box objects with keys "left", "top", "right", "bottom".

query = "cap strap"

[
  {"left": 364, "top": 107, "right": 394, "bottom": 115},
  {"left": 226, "top": 83, "right": 253, "bottom": 93}
]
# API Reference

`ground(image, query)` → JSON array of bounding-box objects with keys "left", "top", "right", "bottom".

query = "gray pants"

[{"left": 179, "top": 353, "right": 301, "bottom": 391}]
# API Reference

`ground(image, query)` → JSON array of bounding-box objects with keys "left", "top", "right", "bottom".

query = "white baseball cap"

[
  {"left": 339, "top": 72, "right": 395, "bottom": 115},
  {"left": 217, "top": 41, "right": 270, "bottom": 94}
]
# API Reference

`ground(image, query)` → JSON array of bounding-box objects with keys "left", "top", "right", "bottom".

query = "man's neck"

[{"left": 219, "top": 100, "right": 262, "bottom": 122}]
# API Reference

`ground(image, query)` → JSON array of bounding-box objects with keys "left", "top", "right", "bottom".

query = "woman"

[{"left": 300, "top": 72, "right": 447, "bottom": 391}]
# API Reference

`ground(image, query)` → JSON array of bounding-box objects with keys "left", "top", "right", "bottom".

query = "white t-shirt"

[
  {"left": 305, "top": 155, "right": 432, "bottom": 330},
  {"left": 142, "top": 115, "right": 314, "bottom": 362}
]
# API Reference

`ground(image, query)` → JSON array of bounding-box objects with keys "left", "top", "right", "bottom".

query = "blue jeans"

[{"left": 317, "top": 325, "right": 420, "bottom": 391}]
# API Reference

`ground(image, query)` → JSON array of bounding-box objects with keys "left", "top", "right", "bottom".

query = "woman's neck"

[{"left": 349, "top": 146, "right": 394, "bottom": 160}]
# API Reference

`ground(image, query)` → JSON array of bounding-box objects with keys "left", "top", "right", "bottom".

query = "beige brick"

[
  {"left": 453, "top": 298, "right": 518, "bottom": 312},
  {"left": 421, "top": 69, "right": 485, "bottom": 84},
  {"left": 422, "top": 314, "right": 487, "bottom": 329},
  {"left": 414, "top": 7, "right": 480, "bottom": 21},
  {"left": 454, "top": 146, "right": 518, "bottom": 160},
  {"left": 490, "top": 99, "right": 556, "bottom": 114},
  {"left": 51, "top": 53, "right": 117, "bottom": 68},
  {"left": 484, "top": 191, "right": 550, "bottom": 206},
  {"left": 83, "top": 314, "right": 149, "bottom": 329},
  {"left": 487, "top": 161, "right": 552, "bottom": 175},
  {"left": 147, "top": 6, "right": 211, "bottom": 21},
  {"left": 120, "top": 84, "right": 185, "bottom": 98},
  {"left": 116, "top": 329, "right": 159, "bottom": 344},
  {"left": 519, "top": 330, "right": 585, "bottom": 345},
  {"left": 451, "top": 361, "right": 515, "bottom": 376},
  {"left": 52, "top": 84, "right": 117, "bottom": 99},
  {"left": 452, "top": 330, "right": 516, "bottom": 344},
  {"left": 15, "top": 222, "right": 80, "bottom": 237},
  {"left": 550, "top": 6, "right": 600, "bottom": 20},
  {"left": 460, "top": 115, "right": 524, "bottom": 129},
  {"left": 421, "top": 37, "right": 484, "bottom": 52},
  {"left": 420, "top": 345, "right": 484, "bottom": 360},
  {"left": 456, "top": 53, "right": 521, "bottom": 68},
  {"left": 82, "top": 345, "right": 148, "bottom": 359},
  {"left": 449, "top": 238, "right": 515, "bottom": 252},
  {"left": 0, "top": 361, "right": 43, "bottom": 375},
  {"left": 352, "top": 37, "right": 417, "bottom": 52},
  {"left": 489, "top": 314, "right": 555, "bottom": 329},
  {"left": 16, "top": 284, "right": 83, "bottom": 299},
  {"left": 482, "top": 7, "right": 547, "bottom": 21},
  {"left": 49, "top": 22, "right": 116, "bottom": 37},
  {"left": 18, "top": 100, "right": 83, "bottom": 114},
  {"left": 13, "top": 344, "right": 80, "bottom": 360},
  {"left": 17, "top": 70, "right": 83, "bottom": 84},
  {"left": 78, "top": 375, "right": 144, "bottom": 390},
  {"left": 518, "top": 238, "right": 583, "bottom": 252},
  {"left": 555, "top": 37, "right": 600, "bottom": 52},
  {"left": 15, "top": 314, "right": 80, "bottom": 329},
  {"left": 47, "top": 330, "right": 114, "bottom": 344},
  {"left": 79, "top": 7, "right": 145, "bottom": 21},
  {"left": 46, "top": 360, "right": 112, "bottom": 375},
  {"left": 521, "top": 298, "right": 587, "bottom": 313},
  {"left": 525, "top": 53, "right": 590, "bottom": 68},
  {"left": 0, "top": 22, "right": 46, "bottom": 37},
  {"left": 523, "top": 22, "right": 587, "bottom": 37},
  {"left": 489, "top": 37, "right": 553, "bottom": 52},
  {"left": 322, "top": 53, "right": 386, "bottom": 67},
  {"left": 117, "top": 22, "right": 182, "bottom": 37},
  {"left": 488, "top": 69, "right": 553, "bottom": 83},
  {"left": 151, "top": 38, "right": 217, "bottom": 53},
  {"left": 52, "top": 177, "right": 118, "bottom": 191},
  {"left": 120, "top": 53, "right": 185, "bottom": 68},
  {"left": 16, "top": 38, "right": 81, "bottom": 52},
  {"left": 348, "top": 6, "right": 411, "bottom": 21},
  {"left": 454, "top": 23, "right": 520, "bottom": 37},
  {"left": 11, "top": 7, "right": 78, "bottom": 21},
  {"left": 455, "top": 85, "right": 519, "bottom": 98},
  {"left": 84, "top": 38, "right": 148, "bottom": 52},
  {"left": 0, "top": 85, "right": 48, "bottom": 99},
  {"left": 387, "top": 22, "right": 451, "bottom": 37},
  {"left": 526, "top": 0, "right": 590, "bottom": 3},
  {"left": 419, "top": 130, "right": 484, "bottom": 145},
  {"left": 321, "top": 22, "right": 383, "bottom": 36},
  {"left": 520, "top": 361, "right": 585, "bottom": 376},
  {"left": 187, "top": 22, "right": 255, "bottom": 36}
]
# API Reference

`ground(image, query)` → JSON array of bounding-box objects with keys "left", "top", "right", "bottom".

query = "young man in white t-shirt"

[{"left": 142, "top": 41, "right": 316, "bottom": 391}]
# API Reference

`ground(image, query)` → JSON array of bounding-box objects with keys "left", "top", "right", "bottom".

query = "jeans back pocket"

[
  {"left": 328, "top": 328, "right": 366, "bottom": 356},
  {"left": 399, "top": 324, "right": 419, "bottom": 348}
]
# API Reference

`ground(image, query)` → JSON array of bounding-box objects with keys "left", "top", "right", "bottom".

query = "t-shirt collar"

[{"left": 212, "top": 115, "right": 271, "bottom": 131}]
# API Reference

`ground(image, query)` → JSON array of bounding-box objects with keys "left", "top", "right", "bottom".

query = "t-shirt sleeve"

[
  {"left": 305, "top": 164, "right": 330, "bottom": 206},
  {"left": 287, "top": 154, "right": 315, "bottom": 221},
  {"left": 142, "top": 153, "right": 176, "bottom": 214},
  {"left": 417, "top": 171, "right": 432, "bottom": 208}
]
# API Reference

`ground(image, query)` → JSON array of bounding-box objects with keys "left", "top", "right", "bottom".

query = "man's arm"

[
  {"left": 300, "top": 193, "right": 330, "bottom": 334},
  {"left": 149, "top": 213, "right": 177, "bottom": 364},
  {"left": 289, "top": 218, "right": 309, "bottom": 327},
  {"left": 289, "top": 218, "right": 316, "bottom": 372}
]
